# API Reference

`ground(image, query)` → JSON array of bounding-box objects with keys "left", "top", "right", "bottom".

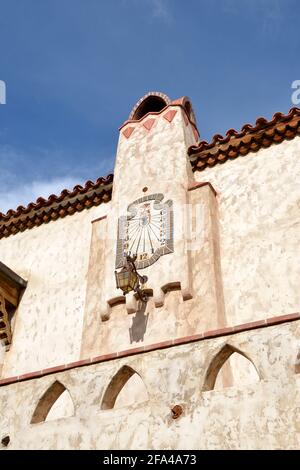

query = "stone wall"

[{"left": 0, "top": 320, "right": 299, "bottom": 450}]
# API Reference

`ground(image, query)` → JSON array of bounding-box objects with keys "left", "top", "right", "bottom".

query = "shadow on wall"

[
  {"left": 129, "top": 301, "right": 149, "bottom": 343},
  {"left": 203, "top": 344, "right": 260, "bottom": 391}
]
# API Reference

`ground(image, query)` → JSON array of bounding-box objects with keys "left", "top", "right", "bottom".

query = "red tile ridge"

[
  {"left": 0, "top": 173, "right": 113, "bottom": 239},
  {"left": 0, "top": 173, "right": 113, "bottom": 220}
]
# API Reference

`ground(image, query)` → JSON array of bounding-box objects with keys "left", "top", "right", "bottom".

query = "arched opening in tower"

[{"left": 132, "top": 95, "right": 167, "bottom": 120}]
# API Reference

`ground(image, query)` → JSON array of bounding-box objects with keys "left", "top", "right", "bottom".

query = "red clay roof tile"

[
  {"left": 0, "top": 174, "right": 113, "bottom": 239},
  {"left": 1, "top": 107, "right": 300, "bottom": 239},
  {"left": 188, "top": 107, "right": 300, "bottom": 171}
]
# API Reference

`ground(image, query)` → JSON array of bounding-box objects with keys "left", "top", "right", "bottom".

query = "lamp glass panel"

[{"left": 115, "top": 270, "right": 138, "bottom": 294}]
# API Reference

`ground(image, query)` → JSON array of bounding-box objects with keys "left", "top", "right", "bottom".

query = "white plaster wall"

[
  {"left": 46, "top": 389, "right": 74, "bottom": 422},
  {"left": 0, "top": 202, "right": 111, "bottom": 377},
  {"left": 195, "top": 137, "right": 300, "bottom": 325},
  {"left": 0, "top": 321, "right": 299, "bottom": 450},
  {"left": 214, "top": 352, "right": 260, "bottom": 390},
  {"left": 114, "top": 373, "right": 148, "bottom": 409}
]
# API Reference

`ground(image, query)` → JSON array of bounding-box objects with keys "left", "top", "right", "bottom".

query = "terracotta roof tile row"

[
  {"left": 0, "top": 174, "right": 113, "bottom": 239},
  {"left": 1, "top": 107, "right": 300, "bottom": 239},
  {"left": 188, "top": 107, "right": 300, "bottom": 171}
]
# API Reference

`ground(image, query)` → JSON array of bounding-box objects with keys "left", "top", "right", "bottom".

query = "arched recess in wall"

[
  {"left": 101, "top": 365, "right": 148, "bottom": 410},
  {"left": 31, "top": 380, "right": 75, "bottom": 424},
  {"left": 202, "top": 344, "right": 260, "bottom": 392}
]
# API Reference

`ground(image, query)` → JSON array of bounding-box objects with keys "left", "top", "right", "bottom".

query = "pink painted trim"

[
  {"left": 143, "top": 118, "right": 156, "bottom": 131},
  {"left": 188, "top": 181, "right": 217, "bottom": 196},
  {"left": 122, "top": 126, "right": 135, "bottom": 139},
  {"left": 1, "top": 312, "right": 299, "bottom": 386},
  {"left": 91, "top": 215, "right": 107, "bottom": 224},
  {"left": 119, "top": 103, "right": 199, "bottom": 135},
  {"left": 163, "top": 109, "right": 177, "bottom": 123},
  {"left": 203, "top": 326, "right": 233, "bottom": 338},
  {"left": 266, "top": 313, "right": 300, "bottom": 324}
]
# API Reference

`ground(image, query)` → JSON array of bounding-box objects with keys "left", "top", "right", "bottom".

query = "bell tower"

[{"left": 81, "top": 92, "right": 225, "bottom": 358}]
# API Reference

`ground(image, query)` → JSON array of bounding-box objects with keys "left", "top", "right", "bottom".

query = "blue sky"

[{"left": 0, "top": 0, "right": 299, "bottom": 213}]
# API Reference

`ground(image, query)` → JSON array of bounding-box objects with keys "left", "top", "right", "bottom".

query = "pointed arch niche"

[
  {"left": 203, "top": 344, "right": 260, "bottom": 392},
  {"left": 101, "top": 365, "right": 148, "bottom": 410},
  {"left": 31, "top": 381, "right": 75, "bottom": 424}
]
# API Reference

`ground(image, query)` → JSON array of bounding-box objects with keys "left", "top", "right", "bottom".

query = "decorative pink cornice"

[
  {"left": 119, "top": 102, "right": 199, "bottom": 136},
  {"left": 143, "top": 118, "right": 156, "bottom": 131},
  {"left": 163, "top": 109, "right": 177, "bottom": 123},
  {"left": 122, "top": 126, "right": 135, "bottom": 139}
]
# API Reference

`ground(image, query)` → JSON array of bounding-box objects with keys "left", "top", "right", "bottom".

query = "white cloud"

[
  {"left": 122, "top": 0, "right": 173, "bottom": 23},
  {"left": 221, "top": 0, "right": 283, "bottom": 35},
  {"left": 0, "top": 145, "right": 82, "bottom": 214},
  {"left": 0, "top": 176, "right": 82, "bottom": 214},
  {"left": 148, "top": 0, "right": 172, "bottom": 23},
  {"left": 0, "top": 144, "right": 113, "bottom": 215}
]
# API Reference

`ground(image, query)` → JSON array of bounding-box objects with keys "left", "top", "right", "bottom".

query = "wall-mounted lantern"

[{"left": 115, "top": 255, "right": 148, "bottom": 302}]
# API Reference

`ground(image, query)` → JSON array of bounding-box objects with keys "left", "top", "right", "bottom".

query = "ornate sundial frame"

[{"left": 115, "top": 193, "right": 174, "bottom": 270}]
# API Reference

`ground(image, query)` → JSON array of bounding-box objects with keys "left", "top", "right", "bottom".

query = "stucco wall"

[
  {"left": 195, "top": 136, "right": 300, "bottom": 325},
  {"left": 0, "top": 321, "right": 299, "bottom": 450},
  {"left": 0, "top": 202, "right": 111, "bottom": 377}
]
